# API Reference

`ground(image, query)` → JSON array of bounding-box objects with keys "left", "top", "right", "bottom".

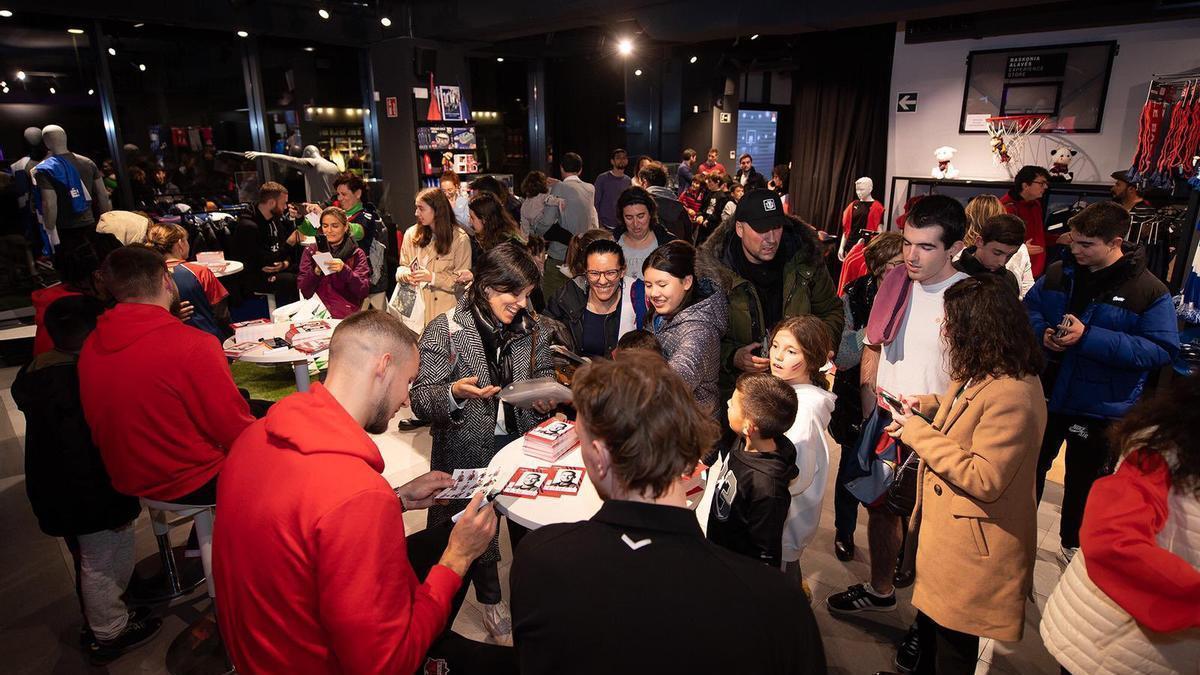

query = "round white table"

[
  {"left": 221, "top": 318, "right": 339, "bottom": 392},
  {"left": 484, "top": 435, "right": 708, "bottom": 530},
  {"left": 205, "top": 260, "right": 244, "bottom": 278}
]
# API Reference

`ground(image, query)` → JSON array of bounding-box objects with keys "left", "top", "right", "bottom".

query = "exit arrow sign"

[{"left": 897, "top": 92, "right": 918, "bottom": 113}]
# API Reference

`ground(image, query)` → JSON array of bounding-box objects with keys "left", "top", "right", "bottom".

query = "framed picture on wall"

[{"left": 437, "top": 86, "right": 464, "bottom": 121}]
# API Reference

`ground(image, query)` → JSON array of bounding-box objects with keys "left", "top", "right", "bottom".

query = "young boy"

[
  {"left": 12, "top": 296, "right": 161, "bottom": 664},
  {"left": 954, "top": 213, "right": 1025, "bottom": 295},
  {"left": 612, "top": 328, "right": 663, "bottom": 358},
  {"left": 706, "top": 372, "right": 799, "bottom": 568}
]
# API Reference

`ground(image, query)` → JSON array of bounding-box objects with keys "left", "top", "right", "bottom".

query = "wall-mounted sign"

[
  {"left": 1005, "top": 53, "right": 1068, "bottom": 79},
  {"left": 385, "top": 97, "right": 398, "bottom": 118},
  {"left": 719, "top": 112, "right": 732, "bottom": 124},
  {"left": 896, "top": 92, "right": 918, "bottom": 113}
]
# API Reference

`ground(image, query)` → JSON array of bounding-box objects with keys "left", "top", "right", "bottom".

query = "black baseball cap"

[
  {"left": 1110, "top": 170, "right": 1132, "bottom": 183},
  {"left": 734, "top": 189, "right": 788, "bottom": 232}
]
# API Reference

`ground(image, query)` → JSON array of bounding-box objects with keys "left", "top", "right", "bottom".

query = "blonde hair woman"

[{"left": 144, "top": 221, "right": 231, "bottom": 339}]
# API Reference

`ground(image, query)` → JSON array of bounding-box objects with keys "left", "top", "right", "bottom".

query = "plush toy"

[
  {"left": 1048, "top": 145, "right": 1077, "bottom": 182},
  {"left": 988, "top": 127, "right": 1010, "bottom": 164},
  {"left": 932, "top": 146, "right": 959, "bottom": 179}
]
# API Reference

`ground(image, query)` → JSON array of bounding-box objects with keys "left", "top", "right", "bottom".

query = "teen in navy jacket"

[{"left": 1024, "top": 202, "right": 1178, "bottom": 559}]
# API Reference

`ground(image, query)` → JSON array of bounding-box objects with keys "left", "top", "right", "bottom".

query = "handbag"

[
  {"left": 884, "top": 444, "right": 920, "bottom": 517},
  {"left": 386, "top": 279, "right": 426, "bottom": 334},
  {"left": 844, "top": 406, "right": 904, "bottom": 506}
]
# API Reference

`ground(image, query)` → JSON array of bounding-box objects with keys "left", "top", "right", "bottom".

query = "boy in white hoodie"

[{"left": 769, "top": 316, "right": 838, "bottom": 597}]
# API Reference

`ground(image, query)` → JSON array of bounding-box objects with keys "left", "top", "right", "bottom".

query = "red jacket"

[
  {"left": 214, "top": 383, "right": 462, "bottom": 675},
  {"left": 1000, "top": 193, "right": 1047, "bottom": 277},
  {"left": 1081, "top": 450, "right": 1200, "bottom": 633},
  {"left": 79, "top": 303, "right": 252, "bottom": 500},
  {"left": 32, "top": 284, "right": 82, "bottom": 356}
]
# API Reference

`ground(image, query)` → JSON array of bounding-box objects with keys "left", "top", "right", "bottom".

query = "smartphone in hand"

[
  {"left": 316, "top": 234, "right": 329, "bottom": 253},
  {"left": 1053, "top": 316, "right": 1073, "bottom": 339},
  {"left": 878, "top": 388, "right": 932, "bottom": 423}
]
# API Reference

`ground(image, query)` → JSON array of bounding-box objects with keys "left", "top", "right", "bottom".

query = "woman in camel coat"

[{"left": 886, "top": 275, "right": 1047, "bottom": 674}]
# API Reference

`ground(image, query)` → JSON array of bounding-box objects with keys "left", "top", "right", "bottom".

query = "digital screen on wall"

[
  {"left": 737, "top": 109, "right": 778, "bottom": 167},
  {"left": 960, "top": 41, "right": 1116, "bottom": 133}
]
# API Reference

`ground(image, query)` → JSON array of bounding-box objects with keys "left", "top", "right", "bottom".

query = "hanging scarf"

[
  {"left": 328, "top": 232, "right": 359, "bottom": 263},
  {"left": 471, "top": 301, "right": 536, "bottom": 431}
]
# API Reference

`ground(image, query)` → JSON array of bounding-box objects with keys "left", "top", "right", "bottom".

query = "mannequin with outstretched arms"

[{"left": 243, "top": 145, "right": 338, "bottom": 203}]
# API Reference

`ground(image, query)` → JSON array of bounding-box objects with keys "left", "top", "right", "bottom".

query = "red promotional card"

[
  {"left": 501, "top": 468, "right": 548, "bottom": 499},
  {"left": 541, "top": 466, "right": 585, "bottom": 496}
]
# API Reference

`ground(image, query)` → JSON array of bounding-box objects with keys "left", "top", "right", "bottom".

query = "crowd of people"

[{"left": 14, "top": 142, "right": 1199, "bottom": 675}]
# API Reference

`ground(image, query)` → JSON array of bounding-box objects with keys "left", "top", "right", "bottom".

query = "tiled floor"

[{"left": 0, "top": 365, "right": 1068, "bottom": 674}]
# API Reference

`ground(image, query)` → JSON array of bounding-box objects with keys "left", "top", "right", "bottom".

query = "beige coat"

[
  {"left": 398, "top": 225, "right": 472, "bottom": 327},
  {"left": 899, "top": 375, "right": 1047, "bottom": 642}
]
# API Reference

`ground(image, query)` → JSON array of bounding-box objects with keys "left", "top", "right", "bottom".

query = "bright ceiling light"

[
  {"left": 88, "top": 88, "right": 94, "bottom": 95},
  {"left": 496, "top": 57, "right": 504, "bottom": 62},
  {"left": 380, "top": 16, "right": 391, "bottom": 27},
  {"left": 49, "top": 87, "right": 56, "bottom": 94},
  {"left": 634, "top": 68, "right": 643, "bottom": 76},
  {"left": 0, "top": 10, "right": 12, "bottom": 18},
  {"left": 318, "top": 8, "right": 330, "bottom": 19},
  {"left": 236, "top": 30, "right": 249, "bottom": 38},
  {"left": 750, "top": 34, "right": 759, "bottom": 40},
  {"left": 108, "top": 47, "right": 116, "bottom": 56},
  {"left": 689, "top": 55, "right": 698, "bottom": 64},
  {"left": 67, "top": 28, "right": 84, "bottom": 35},
  {"left": 16, "top": 70, "right": 25, "bottom": 80},
  {"left": 138, "top": 63, "right": 146, "bottom": 71},
  {"left": 617, "top": 39, "right": 633, "bottom": 56},
  {"left": 133, "top": 23, "right": 144, "bottom": 28},
  {"left": 303, "top": 46, "right": 315, "bottom": 52}
]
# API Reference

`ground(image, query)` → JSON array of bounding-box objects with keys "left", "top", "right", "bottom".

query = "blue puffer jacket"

[{"left": 1024, "top": 245, "right": 1179, "bottom": 419}]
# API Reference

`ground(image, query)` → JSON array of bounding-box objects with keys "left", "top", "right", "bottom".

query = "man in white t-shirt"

[{"left": 827, "top": 195, "right": 968, "bottom": 622}]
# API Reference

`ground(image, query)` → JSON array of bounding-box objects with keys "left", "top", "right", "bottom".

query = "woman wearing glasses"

[{"left": 545, "top": 238, "right": 646, "bottom": 358}]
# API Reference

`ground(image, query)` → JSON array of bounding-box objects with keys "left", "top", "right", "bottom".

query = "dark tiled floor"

[{"left": 0, "top": 366, "right": 1066, "bottom": 674}]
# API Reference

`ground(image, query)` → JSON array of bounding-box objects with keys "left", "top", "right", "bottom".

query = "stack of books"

[
  {"left": 523, "top": 419, "right": 579, "bottom": 462},
  {"left": 285, "top": 320, "right": 335, "bottom": 354}
]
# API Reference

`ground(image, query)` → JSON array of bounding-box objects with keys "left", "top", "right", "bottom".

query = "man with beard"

[
  {"left": 79, "top": 245, "right": 254, "bottom": 507},
  {"left": 233, "top": 181, "right": 301, "bottom": 305},
  {"left": 593, "top": 148, "right": 631, "bottom": 230},
  {"left": 214, "top": 310, "right": 503, "bottom": 674}
]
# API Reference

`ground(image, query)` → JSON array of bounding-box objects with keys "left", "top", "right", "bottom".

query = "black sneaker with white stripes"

[{"left": 826, "top": 583, "right": 897, "bottom": 614}]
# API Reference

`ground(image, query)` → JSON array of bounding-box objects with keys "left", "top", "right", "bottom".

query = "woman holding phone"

[
  {"left": 398, "top": 188, "right": 472, "bottom": 328},
  {"left": 297, "top": 206, "right": 369, "bottom": 319},
  {"left": 883, "top": 274, "right": 1046, "bottom": 674}
]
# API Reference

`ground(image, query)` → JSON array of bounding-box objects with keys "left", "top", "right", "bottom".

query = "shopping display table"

[
  {"left": 205, "top": 259, "right": 244, "bottom": 278},
  {"left": 221, "top": 318, "right": 339, "bottom": 392}
]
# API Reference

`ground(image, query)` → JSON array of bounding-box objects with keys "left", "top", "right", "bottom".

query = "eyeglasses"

[
  {"left": 586, "top": 269, "right": 622, "bottom": 282},
  {"left": 1032, "top": 180, "right": 1049, "bottom": 187}
]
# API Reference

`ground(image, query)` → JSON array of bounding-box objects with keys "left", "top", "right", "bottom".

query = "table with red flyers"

[
  {"left": 485, "top": 435, "right": 709, "bottom": 530},
  {"left": 220, "top": 318, "right": 340, "bottom": 393}
]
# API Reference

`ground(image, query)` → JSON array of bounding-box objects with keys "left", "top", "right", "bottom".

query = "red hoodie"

[
  {"left": 1000, "top": 193, "right": 1047, "bottom": 277},
  {"left": 79, "top": 303, "right": 252, "bottom": 500},
  {"left": 214, "top": 383, "right": 462, "bottom": 675}
]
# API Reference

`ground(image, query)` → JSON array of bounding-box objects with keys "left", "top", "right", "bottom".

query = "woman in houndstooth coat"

[{"left": 410, "top": 243, "right": 554, "bottom": 632}]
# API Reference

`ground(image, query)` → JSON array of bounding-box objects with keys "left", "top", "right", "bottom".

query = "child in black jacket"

[
  {"left": 12, "top": 295, "right": 160, "bottom": 663},
  {"left": 706, "top": 372, "right": 799, "bottom": 568}
]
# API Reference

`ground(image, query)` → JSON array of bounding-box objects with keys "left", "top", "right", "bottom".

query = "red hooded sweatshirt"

[
  {"left": 1000, "top": 192, "right": 1047, "bottom": 277},
  {"left": 214, "top": 383, "right": 463, "bottom": 675},
  {"left": 79, "top": 303, "right": 253, "bottom": 500}
]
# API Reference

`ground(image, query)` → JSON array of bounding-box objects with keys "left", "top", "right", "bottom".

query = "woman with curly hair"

[
  {"left": 884, "top": 274, "right": 1046, "bottom": 674},
  {"left": 1041, "top": 374, "right": 1200, "bottom": 674}
]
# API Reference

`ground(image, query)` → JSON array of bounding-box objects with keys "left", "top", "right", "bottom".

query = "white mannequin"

[
  {"left": 244, "top": 145, "right": 338, "bottom": 203},
  {"left": 838, "top": 177, "right": 875, "bottom": 261},
  {"left": 11, "top": 127, "right": 44, "bottom": 204},
  {"left": 36, "top": 125, "right": 111, "bottom": 238}
]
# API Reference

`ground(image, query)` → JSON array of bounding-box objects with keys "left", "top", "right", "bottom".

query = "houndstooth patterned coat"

[{"left": 410, "top": 297, "right": 554, "bottom": 562}]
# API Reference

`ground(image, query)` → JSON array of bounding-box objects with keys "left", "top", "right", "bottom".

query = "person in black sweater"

[
  {"left": 232, "top": 181, "right": 301, "bottom": 306},
  {"left": 12, "top": 296, "right": 161, "bottom": 664},
  {"left": 511, "top": 352, "right": 825, "bottom": 674},
  {"left": 953, "top": 213, "right": 1022, "bottom": 296},
  {"left": 706, "top": 371, "right": 800, "bottom": 568}
]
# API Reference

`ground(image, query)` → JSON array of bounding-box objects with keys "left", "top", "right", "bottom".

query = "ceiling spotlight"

[
  {"left": 2, "top": 87, "right": 8, "bottom": 94},
  {"left": 317, "top": 8, "right": 330, "bottom": 19},
  {"left": 380, "top": 16, "right": 391, "bottom": 27},
  {"left": 88, "top": 88, "right": 94, "bottom": 95},
  {"left": 689, "top": 55, "right": 698, "bottom": 64},
  {"left": 496, "top": 57, "right": 504, "bottom": 62},
  {"left": 49, "top": 87, "right": 56, "bottom": 94},
  {"left": 236, "top": 30, "right": 249, "bottom": 38},
  {"left": 303, "top": 46, "right": 314, "bottom": 52},
  {"left": 108, "top": 47, "right": 116, "bottom": 56},
  {"left": 67, "top": 28, "right": 85, "bottom": 35},
  {"left": 634, "top": 68, "right": 643, "bottom": 76},
  {"left": 0, "top": 10, "right": 12, "bottom": 18},
  {"left": 617, "top": 39, "right": 633, "bottom": 56},
  {"left": 133, "top": 23, "right": 144, "bottom": 28},
  {"left": 750, "top": 34, "right": 759, "bottom": 40},
  {"left": 138, "top": 63, "right": 146, "bottom": 71},
  {"left": 0, "top": 81, "right": 5, "bottom": 87},
  {"left": 16, "top": 70, "right": 25, "bottom": 80}
]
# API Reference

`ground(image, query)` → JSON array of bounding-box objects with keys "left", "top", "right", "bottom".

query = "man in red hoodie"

[
  {"left": 214, "top": 310, "right": 501, "bottom": 674},
  {"left": 1000, "top": 165, "right": 1051, "bottom": 277},
  {"left": 80, "top": 245, "right": 253, "bottom": 504}
]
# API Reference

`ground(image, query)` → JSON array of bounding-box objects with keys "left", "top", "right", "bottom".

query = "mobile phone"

[
  {"left": 316, "top": 234, "right": 329, "bottom": 253},
  {"left": 878, "top": 388, "right": 932, "bottom": 423},
  {"left": 1054, "top": 316, "right": 1073, "bottom": 339},
  {"left": 758, "top": 332, "right": 772, "bottom": 359}
]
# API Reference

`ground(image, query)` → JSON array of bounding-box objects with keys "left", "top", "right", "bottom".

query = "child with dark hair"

[
  {"left": 612, "top": 328, "right": 662, "bottom": 357},
  {"left": 12, "top": 295, "right": 161, "bottom": 664},
  {"left": 706, "top": 372, "right": 800, "bottom": 568}
]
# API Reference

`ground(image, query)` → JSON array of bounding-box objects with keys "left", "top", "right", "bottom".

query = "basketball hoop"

[{"left": 986, "top": 114, "right": 1048, "bottom": 167}]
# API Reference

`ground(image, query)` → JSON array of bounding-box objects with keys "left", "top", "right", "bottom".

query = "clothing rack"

[{"left": 1127, "top": 68, "right": 1200, "bottom": 190}]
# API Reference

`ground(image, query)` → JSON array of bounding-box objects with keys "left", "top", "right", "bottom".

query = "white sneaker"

[
  {"left": 1058, "top": 546, "right": 1078, "bottom": 566},
  {"left": 481, "top": 601, "right": 513, "bottom": 646}
]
